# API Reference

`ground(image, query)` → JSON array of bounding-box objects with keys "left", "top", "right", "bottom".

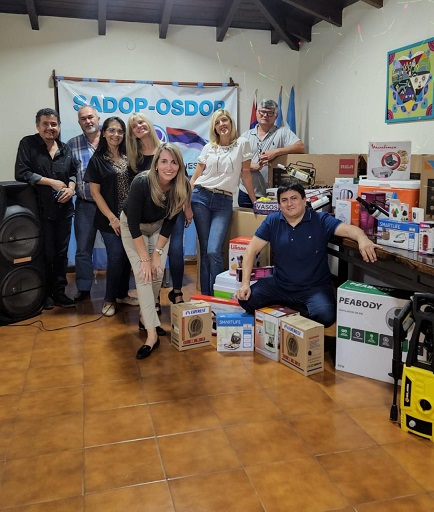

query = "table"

[{"left": 328, "top": 237, "right": 434, "bottom": 292}]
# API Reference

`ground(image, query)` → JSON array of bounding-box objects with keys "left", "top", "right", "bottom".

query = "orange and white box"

[
  {"left": 335, "top": 199, "right": 360, "bottom": 226},
  {"left": 229, "top": 237, "right": 261, "bottom": 276}
]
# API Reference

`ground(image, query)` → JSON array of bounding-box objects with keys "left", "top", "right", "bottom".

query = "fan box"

[
  {"left": 280, "top": 316, "right": 324, "bottom": 377},
  {"left": 336, "top": 281, "right": 412, "bottom": 383},
  {"left": 216, "top": 312, "right": 254, "bottom": 352},
  {"left": 254, "top": 305, "right": 299, "bottom": 362},
  {"left": 171, "top": 300, "right": 212, "bottom": 351}
]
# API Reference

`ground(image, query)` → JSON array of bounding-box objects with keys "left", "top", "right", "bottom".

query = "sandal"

[{"left": 168, "top": 289, "right": 184, "bottom": 304}]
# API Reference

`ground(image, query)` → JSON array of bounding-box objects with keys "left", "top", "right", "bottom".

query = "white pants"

[{"left": 120, "top": 212, "right": 169, "bottom": 329}]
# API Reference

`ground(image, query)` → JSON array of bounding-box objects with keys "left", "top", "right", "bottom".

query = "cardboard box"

[
  {"left": 367, "top": 141, "right": 411, "bottom": 181},
  {"left": 280, "top": 315, "right": 324, "bottom": 377},
  {"left": 254, "top": 305, "right": 299, "bottom": 362},
  {"left": 270, "top": 154, "right": 359, "bottom": 188},
  {"left": 419, "top": 221, "right": 434, "bottom": 254},
  {"left": 359, "top": 192, "right": 386, "bottom": 236},
  {"left": 418, "top": 157, "right": 434, "bottom": 220},
  {"left": 216, "top": 312, "right": 255, "bottom": 352},
  {"left": 336, "top": 281, "right": 412, "bottom": 383},
  {"left": 332, "top": 179, "right": 359, "bottom": 207},
  {"left": 223, "top": 208, "right": 271, "bottom": 270},
  {"left": 335, "top": 199, "right": 360, "bottom": 226},
  {"left": 377, "top": 219, "right": 419, "bottom": 251},
  {"left": 171, "top": 300, "right": 212, "bottom": 351},
  {"left": 190, "top": 293, "right": 244, "bottom": 334},
  {"left": 229, "top": 237, "right": 263, "bottom": 276}
]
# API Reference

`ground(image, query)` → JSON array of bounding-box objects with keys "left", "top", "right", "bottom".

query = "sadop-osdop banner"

[{"left": 57, "top": 79, "right": 238, "bottom": 173}]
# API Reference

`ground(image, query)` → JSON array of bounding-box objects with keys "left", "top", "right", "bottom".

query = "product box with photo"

[
  {"left": 336, "top": 281, "right": 412, "bottom": 383},
  {"left": 367, "top": 141, "right": 411, "bottom": 181},
  {"left": 171, "top": 300, "right": 212, "bottom": 351},
  {"left": 216, "top": 312, "right": 254, "bottom": 352},
  {"left": 254, "top": 305, "right": 299, "bottom": 362},
  {"left": 280, "top": 315, "right": 324, "bottom": 377}
]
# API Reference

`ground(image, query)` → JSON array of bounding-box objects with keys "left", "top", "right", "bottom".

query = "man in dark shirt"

[
  {"left": 235, "top": 181, "right": 379, "bottom": 326},
  {"left": 15, "top": 108, "right": 78, "bottom": 309}
]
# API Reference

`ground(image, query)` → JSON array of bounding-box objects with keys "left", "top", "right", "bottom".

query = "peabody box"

[
  {"left": 216, "top": 312, "right": 254, "bottom": 352},
  {"left": 336, "top": 281, "right": 412, "bottom": 383},
  {"left": 280, "top": 315, "right": 324, "bottom": 377},
  {"left": 171, "top": 300, "right": 212, "bottom": 351},
  {"left": 255, "top": 305, "right": 299, "bottom": 362}
]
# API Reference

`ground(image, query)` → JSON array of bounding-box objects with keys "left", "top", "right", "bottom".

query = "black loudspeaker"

[{"left": 0, "top": 181, "right": 46, "bottom": 325}]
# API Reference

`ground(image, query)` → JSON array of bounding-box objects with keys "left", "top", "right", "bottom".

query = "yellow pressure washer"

[{"left": 390, "top": 293, "right": 434, "bottom": 440}]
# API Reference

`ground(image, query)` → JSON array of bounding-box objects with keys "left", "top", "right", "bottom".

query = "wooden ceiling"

[{"left": 2, "top": 0, "right": 383, "bottom": 51}]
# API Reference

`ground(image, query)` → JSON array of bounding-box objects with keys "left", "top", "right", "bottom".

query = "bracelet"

[{"left": 140, "top": 258, "right": 151, "bottom": 263}]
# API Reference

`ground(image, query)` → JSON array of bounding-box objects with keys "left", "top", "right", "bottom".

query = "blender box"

[
  {"left": 336, "top": 281, "right": 412, "bottom": 383},
  {"left": 254, "top": 305, "right": 300, "bottom": 362},
  {"left": 280, "top": 315, "right": 324, "bottom": 377},
  {"left": 335, "top": 199, "right": 360, "bottom": 226},
  {"left": 216, "top": 312, "right": 255, "bottom": 352},
  {"left": 377, "top": 219, "right": 419, "bottom": 251},
  {"left": 367, "top": 141, "right": 412, "bottom": 180},
  {"left": 171, "top": 300, "right": 212, "bottom": 351},
  {"left": 228, "top": 237, "right": 264, "bottom": 276},
  {"left": 419, "top": 221, "right": 434, "bottom": 254}
]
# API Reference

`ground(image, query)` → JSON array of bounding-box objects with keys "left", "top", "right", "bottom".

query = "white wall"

[
  {"left": 299, "top": 0, "right": 434, "bottom": 154},
  {"left": 0, "top": 14, "right": 298, "bottom": 181}
]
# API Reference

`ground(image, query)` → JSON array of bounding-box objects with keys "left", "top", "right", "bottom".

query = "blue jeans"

[
  {"left": 100, "top": 230, "right": 131, "bottom": 302},
  {"left": 191, "top": 186, "right": 233, "bottom": 296},
  {"left": 238, "top": 189, "right": 254, "bottom": 208},
  {"left": 168, "top": 211, "right": 185, "bottom": 289},
  {"left": 74, "top": 199, "right": 98, "bottom": 292},
  {"left": 238, "top": 275, "right": 337, "bottom": 327}
]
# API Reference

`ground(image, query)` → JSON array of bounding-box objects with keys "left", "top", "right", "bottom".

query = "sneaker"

[
  {"left": 102, "top": 302, "right": 116, "bottom": 316},
  {"left": 44, "top": 296, "right": 54, "bottom": 310},
  {"left": 53, "top": 293, "right": 76, "bottom": 308},
  {"left": 116, "top": 296, "right": 139, "bottom": 306}
]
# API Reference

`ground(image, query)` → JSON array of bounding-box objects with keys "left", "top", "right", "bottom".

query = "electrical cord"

[{"left": 2, "top": 314, "right": 105, "bottom": 332}]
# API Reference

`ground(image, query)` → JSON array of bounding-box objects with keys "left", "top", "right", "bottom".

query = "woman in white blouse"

[{"left": 190, "top": 109, "right": 256, "bottom": 295}]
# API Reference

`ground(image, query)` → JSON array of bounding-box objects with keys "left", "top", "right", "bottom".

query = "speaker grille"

[
  {"left": 0, "top": 266, "right": 45, "bottom": 316},
  {"left": 0, "top": 207, "right": 40, "bottom": 262}
]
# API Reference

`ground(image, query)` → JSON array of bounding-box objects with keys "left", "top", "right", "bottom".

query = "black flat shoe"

[
  {"left": 138, "top": 320, "right": 166, "bottom": 336},
  {"left": 168, "top": 289, "right": 184, "bottom": 304},
  {"left": 74, "top": 290, "right": 91, "bottom": 302},
  {"left": 136, "top": 338, "right": 160, "bottom": 360}
]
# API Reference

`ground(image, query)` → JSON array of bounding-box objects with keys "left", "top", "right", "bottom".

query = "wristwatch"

[{"left": 155, "top": 247, "right": 164, "bottom": 255}]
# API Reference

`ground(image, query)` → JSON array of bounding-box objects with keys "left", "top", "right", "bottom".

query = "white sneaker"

[
  {"left": 116, "top": 296, "right": 139, "bottom": 306},
  {"left": 102, "top": 302, "right": 116, "bottom": 316}
]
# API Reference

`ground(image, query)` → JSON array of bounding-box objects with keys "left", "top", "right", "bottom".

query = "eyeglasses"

[
  {"left": 257, "top": 110, "right": 276, "bottom": 118},
  {"left": 106, "top": 128, "right": 124, "bottom": 136}
]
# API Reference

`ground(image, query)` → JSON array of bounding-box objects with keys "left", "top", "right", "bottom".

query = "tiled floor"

[{"left": 1, "top": 264, "right": 434, "bottom": 511}]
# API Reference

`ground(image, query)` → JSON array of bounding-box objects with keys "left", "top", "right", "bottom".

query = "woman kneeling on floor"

[{"left": 120, "top": 143, "right": 191, "bottom": 360}]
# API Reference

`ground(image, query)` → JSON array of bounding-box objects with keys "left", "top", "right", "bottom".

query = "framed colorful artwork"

[{"left": 386, "top": 37, "right": 434, "bottom": 123}]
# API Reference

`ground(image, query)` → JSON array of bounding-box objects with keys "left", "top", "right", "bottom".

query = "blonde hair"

[
  {"left": 209, "top": 109, "right": 238, "bottom": 146},
  {"left": 126, "top": 113, "right": 161, "bottom": 172},
  {"left": 148, "top": 143, "right": 191, "bottom": 219}
]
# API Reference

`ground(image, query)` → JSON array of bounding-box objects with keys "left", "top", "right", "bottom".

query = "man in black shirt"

[{"left": 15, "top": 108, "right": 78, "bottom": 309}]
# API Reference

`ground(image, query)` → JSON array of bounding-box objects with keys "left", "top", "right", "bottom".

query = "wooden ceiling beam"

[
  {"left": 25, "top": 0, "right": 39, "bottom": 30},
  {"left": 361, "top": 0, "right": 383, "bottom": 7},
  {"left": 98, "top": 0, "right": 107, "bottom": 35},
  {"left": 216, "top": 0, "right": 242, "bottom": 42},
  {"left": 281, "top": 0, "right": 342, "bottom": 27},
  {"left": 254, "top": 0, "right": 300, "bottom": 50},
  {"left": 159, "top": 0, "right": 174, "bottom": 39}
]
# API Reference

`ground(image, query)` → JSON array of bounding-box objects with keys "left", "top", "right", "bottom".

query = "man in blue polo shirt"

[{"left": 235, "top": 181, "right": 379, "bottom": 326}]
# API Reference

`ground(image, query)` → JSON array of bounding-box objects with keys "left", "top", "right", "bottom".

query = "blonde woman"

[
  {"left": 127, "top": 113, "right": 193, "bottom": 317},
  {"left": 121, "top": 143, "right": 191, "bottom": 359},
  {"left": 190, "top": 109, "right": 256, "bottom": 295}
]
